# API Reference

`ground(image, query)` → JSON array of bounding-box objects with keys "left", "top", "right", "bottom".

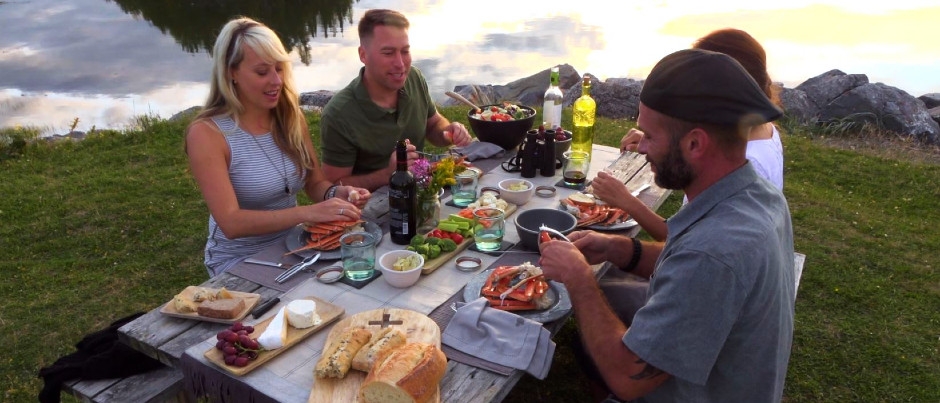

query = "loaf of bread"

[
  {"left": 315, "top": 327, "right": 372, "bottom": 379},
  {"left": 359, "top": 343, "right": 447, "bottom": 403},
  {"left": 173, "top": 294, "right": 198, "bottom": 313},
  {"left": 196, "top": 297, "right": 245, "bottom": 319},
  {"left": 352, "top": 328, "right": 407, "bottom": 372}
]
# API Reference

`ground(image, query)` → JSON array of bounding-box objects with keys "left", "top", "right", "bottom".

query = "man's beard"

[{"left": 651, "top": 143, "right": 694, "bottom": 190}]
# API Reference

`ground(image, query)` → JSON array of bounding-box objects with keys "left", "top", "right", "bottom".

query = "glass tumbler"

[
  {"left": 451, "top": 169, "right": 479, "bottom": 207},
  {"left": 472, "top": 207, "right": 505, "bottom": 252},
  {"left": 562, "top": 150, "right": 591, "bottom": 187},
  {"left": 340, "top": 231, "right": 377, "bottom": 280}
]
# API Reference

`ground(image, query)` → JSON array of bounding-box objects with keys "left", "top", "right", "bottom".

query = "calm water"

[{"left": 2, "top": 0, "right": 939, "bottom": 135}]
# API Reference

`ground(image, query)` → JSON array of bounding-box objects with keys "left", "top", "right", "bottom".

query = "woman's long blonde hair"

[{"left": 194, "top": 17, "right": 312, "bottom": 171}]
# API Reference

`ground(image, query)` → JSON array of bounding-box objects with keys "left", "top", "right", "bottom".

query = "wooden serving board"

[
  {"left": 308, "top": 308, "right": 441, "bottom": 403},
  {"left": 160, "top": 286, "right": 260, "bottom": 324},
  {"left": 421, "top": 202, "right": 518, "bottom": 275},
  {"left": 204, "top": 296, "right": 344, "bottom": 376}
]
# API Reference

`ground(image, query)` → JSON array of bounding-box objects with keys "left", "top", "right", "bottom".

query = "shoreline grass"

[{"left": 1, "top": 107, "right": 938, "bottom": 402}]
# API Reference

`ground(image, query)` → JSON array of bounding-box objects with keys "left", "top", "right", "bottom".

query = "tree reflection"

[{"left": 106, "top": 0, "right": 356, "bottom": 65}]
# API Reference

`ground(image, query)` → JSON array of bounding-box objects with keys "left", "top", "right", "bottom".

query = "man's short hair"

[
  {"left": 640, "top": 49, "right": 783, "bottom": 130},
  {"left": 358, "top": 9, "right": 410, "bottom": 43}
]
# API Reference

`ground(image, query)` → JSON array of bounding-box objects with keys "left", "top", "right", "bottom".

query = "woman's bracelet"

[
  {"left": 323, "top": 184, "right": 338, "bottom": 200},
  {"left": 621, "top": 237, "right": 643, "bottom": 273}
]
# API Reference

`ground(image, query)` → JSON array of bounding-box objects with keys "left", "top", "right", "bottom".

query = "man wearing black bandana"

[{"left": 539, "top": 49, "right": 795, "bottom": 402}]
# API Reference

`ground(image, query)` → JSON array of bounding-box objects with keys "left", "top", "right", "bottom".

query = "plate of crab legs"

[{"left": 284, "top": 220, "right": 383, "bottom": 260}]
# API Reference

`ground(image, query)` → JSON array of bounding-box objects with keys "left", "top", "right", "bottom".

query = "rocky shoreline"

[
  {"left": 51, "top": 65, "right": 940, "bottom": 146},
  {"left": 303, "top": 64, "right": 940, "bottom": 146}
]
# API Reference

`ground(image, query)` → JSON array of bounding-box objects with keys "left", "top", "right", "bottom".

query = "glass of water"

[
  {"left": 472, "top": 207, "right": 505, "bottom": 252},
  {"left": 451, "top": 169, "right": 479, "bottom": 207},
  {"left": 340, "top": 231, "right": 376, "bottom": 280}
]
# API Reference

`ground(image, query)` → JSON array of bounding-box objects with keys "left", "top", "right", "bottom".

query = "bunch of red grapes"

[{"left": 215, "top": 322, "right": 261, "bottom": 367}]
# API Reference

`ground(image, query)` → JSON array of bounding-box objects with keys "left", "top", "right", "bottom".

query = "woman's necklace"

[{"left": 249, "top": 133, "right": 292, "bottom": 195}]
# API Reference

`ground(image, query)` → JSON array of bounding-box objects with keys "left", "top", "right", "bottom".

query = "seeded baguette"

[
  {"left": 352, "top": 328, "right": 407, "bottom": 372},
  {"left": 315, "top": 327, "right": 372, "bottom": 379}
]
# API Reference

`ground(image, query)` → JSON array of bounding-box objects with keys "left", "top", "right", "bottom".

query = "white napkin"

[
  {"left": 442, "top": 297, "right": 555, "bottom": 379},
  {"left": 454, "top": 141, "right": 506, "bottom": 161}
]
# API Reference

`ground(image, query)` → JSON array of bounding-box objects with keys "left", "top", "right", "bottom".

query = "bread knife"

[{"left": 251, "top": 297, "right": 280, "bottom": 318}]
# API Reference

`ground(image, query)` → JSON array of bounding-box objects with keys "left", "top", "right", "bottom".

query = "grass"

[{"left": 1, "top": 107, "right": 938, "bottom": 402}]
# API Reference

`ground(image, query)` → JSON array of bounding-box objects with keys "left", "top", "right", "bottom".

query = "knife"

[
  {"left": 251, "top": 297, "right": 280, "bottom": 318},
  {"left": 244, "top": 258, "right": 286, "bottom": 269},
  {"left": 275, "top": 252, "right": 321, "bottom": 284}
]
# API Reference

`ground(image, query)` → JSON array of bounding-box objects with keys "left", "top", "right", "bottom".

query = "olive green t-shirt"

[{"left": 320, "top": 67, "right": 437, "bottom": 174}]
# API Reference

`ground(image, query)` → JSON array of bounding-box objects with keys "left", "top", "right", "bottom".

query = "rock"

[
  {"left": 929, "top": 106, "right": 940, "bottom": 125},
  {"left": 818, "top": 82, "right": 939, "bottom": 144},
  {"left": 300, "top": 90, "right": 335, "bottom": 108},
  {"left": 918, "top": 93, "right": 940, "bottom": 109},
  {"left": 170, "top": 106, "right": 201, "bottom": 122},
  {"left": 442, "top": 64, "right": 580, "bottom": 108},
  {"left": 778, "top": 87, "right": 817, "bottom": 123},
  {"left": 562, "top": 75, "right": 642, "bottom": 120},
  {"left": 795, "top": 69, "right": 869, "bottom": 110}
]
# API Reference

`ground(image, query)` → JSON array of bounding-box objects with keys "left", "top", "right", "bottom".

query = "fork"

[{"left": 275, "top": 253, "right": 321, "bottom": 283}]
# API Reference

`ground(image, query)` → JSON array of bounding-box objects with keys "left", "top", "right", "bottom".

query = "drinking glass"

[
  {"left": 472, "top": 207, "right": 505, "bottom": 252},
  {"left": 451, "top": 169, "right": 479, "bottom": 207},
  {"left": 562, "top": 150, "right": 591, "bottom": 187},
  {"left": 340, "top": 231, "right": 377, "bottom": 280}
]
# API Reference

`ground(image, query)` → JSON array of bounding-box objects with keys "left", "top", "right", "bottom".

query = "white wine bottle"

[
  {"left": 388, "top": 140, "right": 416, "bottom": 245},
  {"left": 572, "top": 74, "right": 596, "bottom": 157},
  {"left": 542, "top": 66, "right": 563, "bottom": 130}
]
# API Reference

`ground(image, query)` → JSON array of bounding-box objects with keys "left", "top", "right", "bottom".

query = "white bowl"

[
  {"left": 378, "top": 250, "right": 425, "bottom": 288},
  {"left": 497, "top": 179, "right": 535, "bottom": 206}
]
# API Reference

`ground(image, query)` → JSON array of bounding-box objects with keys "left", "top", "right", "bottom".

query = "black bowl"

[
  {"left": 466, "top": 105, "right": 536, "bottom": 150},
  {"left": 513, "top": 208, "right": 577, "bottom": 250}
]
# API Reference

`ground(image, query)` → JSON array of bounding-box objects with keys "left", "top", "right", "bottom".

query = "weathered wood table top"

[{"left": 119, "top": 144, "right": 671, "bottom": 402}]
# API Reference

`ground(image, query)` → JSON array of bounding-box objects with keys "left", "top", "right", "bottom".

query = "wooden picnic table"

[{"left": 118, "top": 144, "right": 671, "bottom": 402}]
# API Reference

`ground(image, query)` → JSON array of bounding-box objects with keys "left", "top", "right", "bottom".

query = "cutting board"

[
  {"left": 160, "top": 286, "right": 261, "bottom": 324},
  {"left": 204, "top": 296, "right": 344, "bottom": 376},
  {"left": 308, "top": 308, "right": 441, "bottom": 403},
  {"left": 421, "top": 202, "right": 518, "bottom": 275}
]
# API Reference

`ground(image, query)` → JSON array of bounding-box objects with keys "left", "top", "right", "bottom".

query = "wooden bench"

[{"left": 60, "top": 364, "right": 186, "bottom": 403}]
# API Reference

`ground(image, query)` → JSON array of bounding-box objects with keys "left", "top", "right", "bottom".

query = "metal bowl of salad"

[{"left": 467, "top": 102, "right": 536, "bottom": 151}]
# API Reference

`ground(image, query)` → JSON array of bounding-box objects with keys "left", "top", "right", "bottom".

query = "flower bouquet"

[{"left": 410, "top": 155, "right": 466, "bottom": 231}]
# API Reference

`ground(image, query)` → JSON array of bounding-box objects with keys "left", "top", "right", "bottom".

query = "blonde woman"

[{"left": 186, "top": 17, "right": 369, "bottom": 276}]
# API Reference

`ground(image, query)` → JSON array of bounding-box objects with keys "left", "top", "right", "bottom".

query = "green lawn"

[{"left": 1, "top": 108, "right": 937, "bottom": 402}]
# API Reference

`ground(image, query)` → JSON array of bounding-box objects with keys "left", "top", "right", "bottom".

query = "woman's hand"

[
  {"left": 336, "top": 186, "right": 371, "bottom": 208},
  {"left": 304, "top": 198, "right": 361, "bottom": 225},
  {"left": 621, "top": 128, "right": 644, "bottom": 153},
  {"left": 591, "top": 171, "right": 637, "bottom": 212}
]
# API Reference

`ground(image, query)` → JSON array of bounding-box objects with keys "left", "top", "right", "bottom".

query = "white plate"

[
  {"left": 587, "top": 218, "right": 639, "bottom": 231},
  {"left": 284, "top": 221, "right": 383, "bottom": 260},
  {"left": 558, "top": 202, "right": 639, "bottom": 231},
  {"left": 462, "top": 268, "right": 571, "bottom": 323}
]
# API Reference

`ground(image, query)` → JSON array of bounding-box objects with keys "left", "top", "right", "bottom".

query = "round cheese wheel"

[{"left": 286, "top": 299, "right": 320, "bottom": 329}]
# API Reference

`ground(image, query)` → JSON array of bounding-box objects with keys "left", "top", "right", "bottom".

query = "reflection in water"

[{"left": 107, "top": 0, "right": 357, "bottom": 64}]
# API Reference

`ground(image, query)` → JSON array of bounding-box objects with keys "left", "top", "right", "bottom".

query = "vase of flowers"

[{"left": 410, "top": 155, "right": 465, "bottom": 233}]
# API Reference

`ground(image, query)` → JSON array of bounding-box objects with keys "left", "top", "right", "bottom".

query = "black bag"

[{"left": 38, "top": 312, "right": 164, "bottom": 403}]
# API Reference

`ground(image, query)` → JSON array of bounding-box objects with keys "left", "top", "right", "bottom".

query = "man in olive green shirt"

[{"left": 320, "top": 9, "right": 472, "bottom": 191}]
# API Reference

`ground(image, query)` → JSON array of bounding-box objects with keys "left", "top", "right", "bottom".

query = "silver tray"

[
  {"left": 284, "top": 221, "right": 383, "bottom": 260},
  {"left": 462, "top": 267, "right": 571, "bottom": 323}
]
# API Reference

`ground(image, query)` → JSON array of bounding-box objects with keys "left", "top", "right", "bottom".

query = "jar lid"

[
  {"left": 315, "top": 265, "right": 344, "bottom": 283},
  {"left": 455, "top": 256, "right": 482, "bottom": 272},
  {"left": 535, "top": 186, "right": 556, "bottom": 198}
]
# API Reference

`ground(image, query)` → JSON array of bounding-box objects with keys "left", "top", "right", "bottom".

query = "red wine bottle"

[{"left": 388, "top": 140, "right": 416, "bottom": 244}]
